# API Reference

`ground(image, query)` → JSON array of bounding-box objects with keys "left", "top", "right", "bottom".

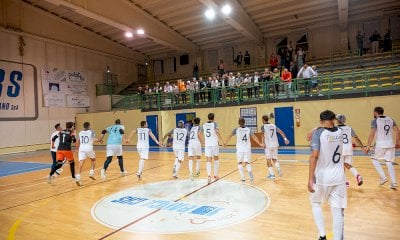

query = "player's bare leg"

[{"left": 266, "top": 158, "right": 275, "bottom": 179}]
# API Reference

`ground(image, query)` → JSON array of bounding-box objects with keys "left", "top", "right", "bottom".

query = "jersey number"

[
  {"left": 176, "top": 132, "right": 185, "bottom": 141},
  {"left": 139, "top": 132, "right": 146, "bottom": 140},
  {"left": 206, "top": 129, "right": 211, "bottom": 137},
  {"left": 61, "top": 133, "right": 66, "bottom": 143},
  {"left": 242, "top": 134, "right": 248, "bottom": 142},
  {"left": 384, "top": 124, "right": 390, "bottom": 135},
  {"left": 343, "top": 133, "right": 349, "bottom": 144},
  {"left": 270, "top": 129, "right": 275, "bottom": 138},
  {"left": 80, "top": 136, "right": 89, "bottom": 144},
  {"left": 332, "top": 145, "right": 341, "bottom": 164},
  {"left": 190, "top": 131, "right": 196, "bottom": 139}
]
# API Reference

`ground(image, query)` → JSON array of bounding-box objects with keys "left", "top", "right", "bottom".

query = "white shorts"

[
  {"left": 236, "top": 152, "right": 251, "bottom": 163},
  {"left": 78, "top": 149, "right": 96, "bottom": 161},
  {"left": 137, "top": 148, "right": 149, "bottom": 160},
  {"left": 265, "top": 147, "right": 278, "bottom": 159},
  {"left": 343, "top": 155, "right": 353, "bottom": 164},
  {"left": 106, "top": 145, "right": 123, "bottom": 157},
  {"left": 188, "top": 142, "right": 202, "bottom": 157},
  {"left": 372, "top": 147, "right": 395, "bottom": 162},
  {"left": 205, "top": 146, "right": 219, "bottom": 157},
  {"left": 310, "top": 183, "right": 347, "bottom": 209},
  {"left": 174, "top": 148, "right": 185, "bottom": 161}
]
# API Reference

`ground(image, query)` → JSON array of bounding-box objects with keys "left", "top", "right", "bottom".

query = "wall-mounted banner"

[
  {"left": 67, "top": 95, "right": 89, "bottom": 108},
  {"left": 0, "top": 60, "right": 38, "bottom": 121}
]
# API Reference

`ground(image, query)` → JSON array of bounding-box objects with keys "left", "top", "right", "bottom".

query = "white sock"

[
  {"left": 75, "top": 174, "right": 81, "bottom": 181},
  {"left": 311, "top": 202, "right": 326, "bottom": 237},
  {"left": 386, "top": 161, "right": 397, "bottom": 183},
  {"left": 372, "top": 159, "right": 386, "bottom": 179},
  {"left": 89, "top": 169, "right": 94, "bottom": 175},
  {"left": 331, "top": 207, "right": 344, "bottom": 240},
  {"left": 349, "top": 167, "right": 359, "bottom": 178},
  {"left": 138, "top": 159, "right": 145, "bottom": 174},
  {"left": 246, "top": 164, "right": 252, "bottom": 172},
  {"left": 238, "top": 164, "right": 245, "bottom": 179},
  {"left": 268, "top": 167, "right": 275, "bottom": 175},
  {"left": 274, "top": 161, "right": 280, "bottom": 170},
  {"left": 188, "top": 159, "right": 193, "bottom": 174},
  {"left": 206, "top": 162, "right": 212, "bottom": 176},
  {"left": 196, "top": 159, "right": 201, "bottom": 172},
  {"left": 214, "top": 161, "right": 219, "bottom": 177},
  {"left": 175, "top": 161, "right": 181, "bottom": 175}
]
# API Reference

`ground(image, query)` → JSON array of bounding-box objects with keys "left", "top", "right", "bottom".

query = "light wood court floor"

[{"left": 0, "top": 148, "right": 399, "bottom": 240}]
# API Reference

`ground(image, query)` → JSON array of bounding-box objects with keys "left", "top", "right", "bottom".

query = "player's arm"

[
  {"left": 198, "top": 129, "right": 204, "bottom": 145},
  {"left": 162, "top": 130, "right": 173, "bottom": 145},
  {"left": 215, "top": 128, "right": 225, "bottom": 146},
  {"left": 306, "top": 126, "right": 318, "bottom": 142},
  {"left": 75, "top": 134, "right": 80, "bottom": 149},
  {"left": 99, "top": 129, "right": 107, "bottom": 142},
  {"left": 277, "top": 128, "right": 290, "bottom": 145},
  {"left": 251, "top": 134, "right": 263, "bottom": 147},
  {"left": 126, "top": 129, "right": 137, "bottom": 143},
  {"left": 149, "top": 131, "right": 163, "bottom": 147},
  {"left": 393, "top": 124, "right": 400, "bottom": 149},
  {"left": 365, "top": 128, "right": 376, "bottom": 154},
  {"left": 224, "top": 132, "right": 233, "bottom": 147},
  {"left": 51, "top": 134, "right": 58, "bottom": 149},
  {"left": 308, "top": 149, "right": 319, "bottom": 193},
  {"left": 351, "top": 129, "right": 365, "bottom": 149},
  {"left": 119, "top": 128, "right": 127, "bottom": 143}
]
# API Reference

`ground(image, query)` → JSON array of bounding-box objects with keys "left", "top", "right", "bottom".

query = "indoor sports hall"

[{"left": 1, "top": 1, "right": 399, "bottom": 240}]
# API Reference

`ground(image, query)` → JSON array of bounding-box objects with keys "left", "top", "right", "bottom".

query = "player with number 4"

[
  {"left": 127, "top": 121, "right": 163, "bottom": 180},
  {"left": 261, "top": 114, "right": 290, "bottom": 180},
  {"left": 364, "top": 107, "right": 400, "bottom": 189}
]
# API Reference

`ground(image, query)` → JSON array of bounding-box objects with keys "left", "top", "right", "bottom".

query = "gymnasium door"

[
  {"left": 175, "top": 112, "right": 196, "bottom": 126},
  {"left": 274, "top": 107, "right": 295, "bottom": 146},
  {"left": 146, "top": 115, "right": 158, "bottom": 146}
]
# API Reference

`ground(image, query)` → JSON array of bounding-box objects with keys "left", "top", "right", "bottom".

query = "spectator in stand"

[
  {"left": 244, "top": 73, "right": 252, "bottom": 99},
  {"left": 272, "top": 68, "right": 280, "bottom": 97},
  {"left": 235, "top": 52, "right": 243, "bottom": 67},
  {"left": 207, "top": 77, "right": 213, "bottom": 102},
  {"left": 383, "top": 29, "right": 391, "bottom": 52},
  {"left": 356, "top": 31, "right": 365, "bottom": 56},
  {"left": 244, "top": 51, "right": 251, "bottom": 66},
  {"left": 173, "top": 83, "right": 179, "bottom": 104},
  {"left": 269, "top": 54, "right": 279, "bottom": 72},
  {"left": 193, "top": 62, "right": 199, "bottom": 79},
  {"left": 193, "top": 78, "right": 200, "bottom": 103},
  {"left": 178, "top": 79, "right": 187, "bottom": 104},
  {"left": 290, "top": 62, "right": 298, "bottom": 94},
  {"left": 279, "top": 48, "right": 287, "bottom": 70},
  {"left": 218, "top": 59, "right": 226, "bottom": 77},
  {"left": 296, "top": 47, "right": 305, "bottom": 68},
  {"left": 228, "top": 72, "right": 236, "bottom": 101},
  {"left": 220, "top": 74, "right": 227, "bottom": 102},
  {"left": 281, "top": 68, "right": 292, "bottom": 98},
  {"left": 236, "top": 72, "right": 243, "bottom": 87},
  {"left": 311, "top": 65, "right": 323, "bottom": 97},
  {"left": 199, "top": 77, "right": 207, "bottom": 102},
  {"left": 369, "top": 30, "right": 381, "bottom": 54},
  {"left": 253, "top": 72, "right": 260, "bottom": 98},
  {"left": 262, "top": 68, "right": 272, "bottom": 82},
  {"left": 186, "top": 80, "right": 194, "bottom": 103},
  {"left": 297, "top": 63, "right": 316, "bottom": 96},
  {"left": 287, "top": 41, "right": 294, "bottom": 63}
]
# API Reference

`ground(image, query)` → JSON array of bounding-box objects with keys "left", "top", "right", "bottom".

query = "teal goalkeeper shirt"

[{"left": 106, "top": 125, "right": 125, "bottom": 145}]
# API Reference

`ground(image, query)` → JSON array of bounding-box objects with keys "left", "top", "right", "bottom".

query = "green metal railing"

[{"left": 110, "top": 66, "right": 400, "bottom": 110}]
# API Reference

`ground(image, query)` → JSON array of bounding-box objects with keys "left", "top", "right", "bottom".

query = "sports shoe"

[
  {"left": 136, "top": 172, "right": 142, "bottom": 180},
  {"left": 277, "top": 168, "right": 282, "bottom": 177},
  {"left": 207, "top": 176, "right": 212, "bottom": 184},
  {"left": 89, "top": 170, "right": 96, "bottom": 180},
  {"left": 55, "top": 168, "right": 63, "bottom": 175},
  {"left": 214, "top": 176, "right": 219, "bottom": 181},
  {"left": 266, "top": 174, "right": 276, "bottom": 180},
  {"left": 240, "top": 178, "right": 246, "bottom": 182},
  {"left": 318, "top": 236, "right": 327, "bottom": 240},
  {"left": 47, "top": 175, "right": 53, "bottom": 184},
  {"left": 249, "top": 171, "right": 254, "bottom": 183},
  {"left": 75, "top": 180, "right": 82, "bottom": 186},
  {"left": 120, "top": 171, "right": 127, "bottom": 177},
  {"left": 390, "top": 183, "right": 398, "bottom": 189},
  {"left": 173, "top": 175, "right": 178, "bottom": 179},
  {"left": 194, "top": 171, "right": 200, "bottom": 177},
  {"left": 380, "top": 177, "right": 388, "bottom": 185},
  {"left": 356, "top": 175, "right": 363, "bottom": 186},
  {"left": 190, "top": 174, "right": 194, "bottom": 181},
  {"left": 100, "top": 169, "right": 106, "bottom": 180},
  {"left": 346, "top": 181, "right": 350, "bottom": 188}
]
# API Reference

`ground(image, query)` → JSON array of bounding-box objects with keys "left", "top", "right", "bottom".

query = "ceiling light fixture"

[
  {"left": 205, "top": 9, "right": 215, "bottom": 20},
  {"left": 221, "top": 4, "right": 231, "bottom": 15},
  {"left": 125, "top": 32, "right": 133, "bottom": 38},
  {"left": 137, "top": 29, "right": 145, "bottom": 35}
]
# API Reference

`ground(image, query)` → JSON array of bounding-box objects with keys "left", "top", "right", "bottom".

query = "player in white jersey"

[
  {"left": 75, "top": 122, "right": 100, "bottom": 186},
  {"left": 50, "top": 123, "right": 64, "bottom": 176},
  {"left": 199, "top": 113, "right": 224, "bottom": 183},
  {"left": 127, "top": 121, "right": 162, "bottom": 179},
  {"left": 261, "top": 115, "right": 289, "bottom": 179},
  {"left": 224, "top": 118, "right": 263, "bottom": 183},
  {"left": 365, "top": 107, "right": 400, "bottom": 189},
  {"left": 163, "top": 120, "right": 188, "bottom": 179},
  {"left": 188, "top": 117, "right": 202, "bottom": 180},
  {"left": 308, "top": 110, "right": 346, "bottom": 240},
  {"left": 336, "top": 114, "right": 365, "bottom": 187}
]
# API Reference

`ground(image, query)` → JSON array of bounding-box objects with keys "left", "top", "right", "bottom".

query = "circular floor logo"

[{"left": 91, "top": 179, "right": 270, "bottom": 234}]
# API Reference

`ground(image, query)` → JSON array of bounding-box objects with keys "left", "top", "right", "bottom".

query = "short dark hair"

[
  {"left": 54, "top": 123, "right": 61, "bottom": 130},
  {"left": 208, "top": 113, "right": 214, "bottom": 120},
  {"left": 66, "top": 122, "right": 74, "bottom": 129},
  {"left": 193, "top": 117, "right": 200, "bottom": 125},
  {"left": 238, "top": 118, "right": 245, "bottom": 126},
  {"left": 83, "top": 122, "right": 90, "bottom": 129},
  {"left": 320, "top": 110, "right": 336, "bottom": 121},
  {"left": 262, "top": 115, "right": 269, "bottom": 122},
  {"left": 374, "top": 106, "right": 384, "bottom": 115},
  {"left": 140, "top": 121, "right": 146, "bottom": 127},
  {"left": 115, "top": 119, "right": 121, "bottom": 124}
]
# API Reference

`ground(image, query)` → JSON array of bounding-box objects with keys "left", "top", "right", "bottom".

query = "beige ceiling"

[{"left": 23, "top": 0, "right": 400, "bottom": 57}]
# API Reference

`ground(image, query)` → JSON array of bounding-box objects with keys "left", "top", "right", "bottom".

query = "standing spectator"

[
  {"left": 228, "top": 72, "right": 236, "bottom": 101},
  {"left": 296, "top": 47, "right": 305, "bottom": 68},
  {"left": 199, "top": 77, "right": 207, "bottom": 102},
  {"left": 235, "top": 52, "right": 243, "bottom": 67},
  {"left": 383, "top": 29, "right": 391, "bottom": 52},
  {"left": 278, "top": 48, "right": 287, "bottom": 70},
  {"left": 253, "top": 72, "right": 260, "bottom": 98},
  {"left": 178, "top": 79, "right": 186, "bottom": 104},
  {"left": 218, "top": 59, "right": 226, "bottom": 76},
  {"left": 173, "top": 83, "right": 179, "bottom": 104},
  {"left": 281, "top": 68, "right": 292, "bottom": 98},
  {"left": 269, "top": 54, "right": 279, "bottom": 71},
  {"left": 311, "top": 65, "right": 323, "bottom": 96},
  {"left": 356, "top": 31, "right": 365, "bottom": 56},
  {"left": 193, "top": 78, "right": 200, "bottom": 103},
  {"left": 244, "top": 73, "right": 252, "bottom": 99},
  {"left": 297, "top": 63, "right": 316, "bottom": 96},
  {"left": 272, "top": 68, "right": 280, "bottom": 97},
  {"left": 287, "top": 41, "right": 294, "bottom": 62},
  {"left": 244, "top": 50, "right": 251, "bottom": 66},
  {"left": 290, "top": 62, "right": 298, "bottom": 94},
  {"left": 369, "top": 30, "right": 381, "bottom": 54},
  {"left": 193, "top": 62, "right": 199, "bottom": 79}
]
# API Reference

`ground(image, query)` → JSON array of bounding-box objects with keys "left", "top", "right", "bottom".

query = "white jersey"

[
  {"left": 203, "top": 122, "right": 219, "bottom": 147},
  {"left": 232, "top": 127, "right": 252, "bottom": 153},
  {"left": 311, "top": 127, "right": 345, "bottom": 186},
  {"left": 78, "top": 130, "right": 95, "bottom": 151},
  {"left": 338, "top": 125, "right": 356, "bottom": 156},
  {"left": 372, "top": 116, "right": 396, "bottom": 148},
  {"left": 172, "top": 128, "right": 187, "bottom": 150},
  {"left": 50, "top": 131, "right": 60, "bottom": 152},
  {"left": 189, "top": 126, "right": 201, "bottom": 145},
  {"left": 262, "top": 123, "right": 279, "bottom": 148},
  {"left": 137, "top": 128, "right": 151, "bottom": 148}
]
